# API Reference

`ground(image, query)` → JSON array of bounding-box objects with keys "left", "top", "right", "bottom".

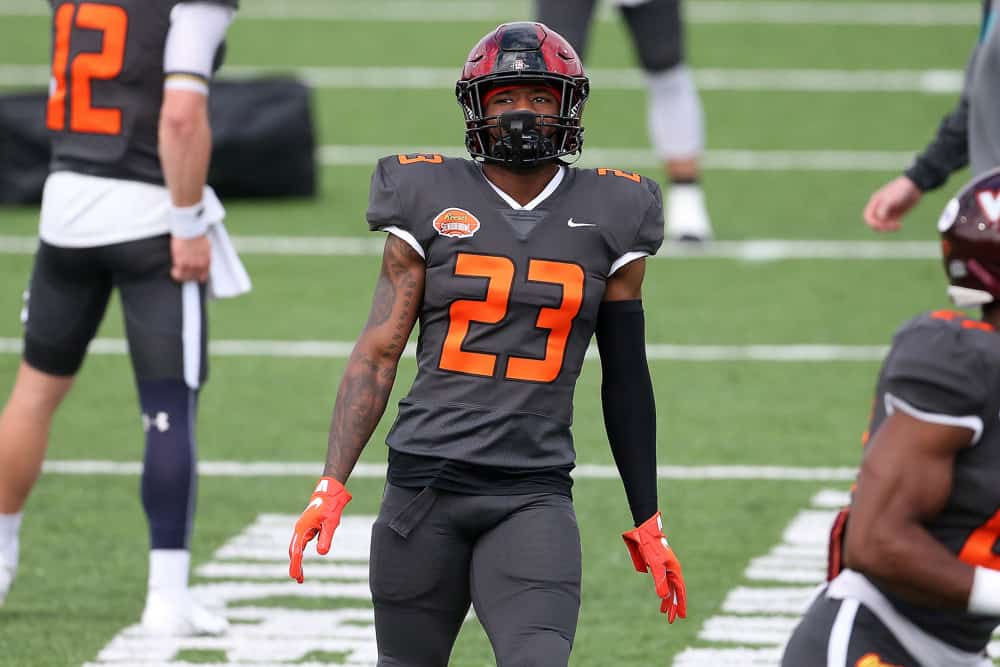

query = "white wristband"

[
  {"left": 968, "top": 566, "right": 1000, "bottom": 615},
  {"left": 169, "top": 201, "right": 209, "bottom": 239}
]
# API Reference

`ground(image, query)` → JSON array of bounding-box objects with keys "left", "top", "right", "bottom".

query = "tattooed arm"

[{"left": 322, "top": 234, "right": 425, "bottom": 482}]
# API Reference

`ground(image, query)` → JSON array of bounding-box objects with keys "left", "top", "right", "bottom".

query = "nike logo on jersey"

[{"left": 567, "top": 218, "right": 596, "bottom": 228}]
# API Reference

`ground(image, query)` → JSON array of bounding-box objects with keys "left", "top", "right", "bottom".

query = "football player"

[
  {"left": 0, "top": 0, "right": 247, "bottom": 636},
  {"left": 288, "top": 22, "right": 686, "bottom": 666},
  {"left": 863, "top": 0, "right": 992, "bottom": 232},
  {"left": 536, "top": 0, "right": 712, "bottom": 242},
  {"left": 781, "top": 167, "right": 1000, "bottom": 666}
]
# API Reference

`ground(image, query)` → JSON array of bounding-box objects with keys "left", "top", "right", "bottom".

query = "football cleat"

[
  {"left": 666, "top": 184, "right": 713, "bottom": 242},
  {"left": 140, "top": 590, "right": 229, "bottom": 637}
]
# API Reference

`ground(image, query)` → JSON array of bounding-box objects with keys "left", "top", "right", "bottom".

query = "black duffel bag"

[{"left": 0, "top": 77, "right": 316, "bottom": 205}]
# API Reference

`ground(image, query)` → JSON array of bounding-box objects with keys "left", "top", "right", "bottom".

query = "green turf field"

[{"left": 1, "top": 1, "right": 997, "bottom": 665}]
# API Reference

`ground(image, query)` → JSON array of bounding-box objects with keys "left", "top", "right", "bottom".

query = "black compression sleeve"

[
  {"left": 904, "top": 98, "right": 969, "bottom": 192},
  {"left": 595, "top": 299, "right": 658, "bottom": 526}
]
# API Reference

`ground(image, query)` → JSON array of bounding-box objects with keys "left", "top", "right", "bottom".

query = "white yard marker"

[
  {"left": 0, "top": 64, "right": 965, "bottom": 94},
  {"left": 316, "top": 144, "right": 916, "bottom": 171},
  {"left": 0, "top": 0, "right": 979, "bottom": 25},
  {"left": 1, "top": 337, "right": 890, "bottom": 362},
  {"left": 674, "top": 489, "right": 841, "bottom": 666},
  {"left": 0, "top": 235, "right": 940, "bottom": 260},
  {"left": 87, "top": 514, "right": 380, "bottom": 667},
  {"left": 39, "top": 460, "right": 860, "bottom": 481}
]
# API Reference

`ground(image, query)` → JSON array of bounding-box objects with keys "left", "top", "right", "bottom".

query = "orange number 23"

[
  {"left": 47, "top": 2, "right": 128, "bottom": 135},
  {"left": 439, "top": 253, "right": 584, "bottom": 383}
]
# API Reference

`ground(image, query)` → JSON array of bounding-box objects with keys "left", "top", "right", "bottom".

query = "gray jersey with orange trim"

[
  {"left": 46, "top": 0, "right": 236, "bottom": 184},
  {"left": 367, "top": 154, "right": 663, "bottom": 472},
  {"left": 860, "top": 310, "right": 1000, "bottom": 651}
]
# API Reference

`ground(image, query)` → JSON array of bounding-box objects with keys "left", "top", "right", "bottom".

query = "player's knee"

[
  {"left": 495, "top": 632, "right": 572, "bottom": 667},
  {"left": 22, "top": 334, "right": 86, "bottom": 379},
  {"left": 638, "top": 39, "right": 683, "bottom": 72}
]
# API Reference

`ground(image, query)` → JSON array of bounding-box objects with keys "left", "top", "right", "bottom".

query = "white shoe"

[
  {"left": 0, "top": 562, "right": 14, "bottom": 606},
  {"left": 0, "top": 539, "right": 17, "bottom": 606},
  {"left": 666, "top": 184, "right": 713, "bottom": 242},
  {"left": 140, "top": 590, "right": 229, "bottom": 636}
]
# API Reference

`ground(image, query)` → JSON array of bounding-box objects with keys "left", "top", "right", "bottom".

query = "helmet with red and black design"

[
  {"left": 938, "top": 166, "right": 1000, "bottom": 307},
  {"left": 456, "top": 22, "right": 589, "bottom": 169}
]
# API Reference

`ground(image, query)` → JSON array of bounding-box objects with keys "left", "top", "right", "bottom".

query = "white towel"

[{"left": 201, "top": 187, "right": 252, "bottom": 300}]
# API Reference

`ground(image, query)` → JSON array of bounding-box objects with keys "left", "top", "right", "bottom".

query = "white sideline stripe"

[
  {"left": 0, "top": 0, "right": 979, "bottom": 25},
  {"left": 0, "top": 64, "right": 965, "bottom": 94},
  {"left": 318, "top": 144, "right": 915, "bottom": 171},
  {"left": 40, "top": 460, "right": 858, "bottom": 480},
  {"left": 0, "top": 337, "right": 889, "bottom": 361},
  {"left": 0, "top": 236, "right": 939, "bottom": 260}
]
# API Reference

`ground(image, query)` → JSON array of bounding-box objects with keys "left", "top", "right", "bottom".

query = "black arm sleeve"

[
  {"left": 903, "top": 0, "right": 989, "bottom": 191},
  {"left": 595, "top": 299, "right": 658, "bottom": 526}
]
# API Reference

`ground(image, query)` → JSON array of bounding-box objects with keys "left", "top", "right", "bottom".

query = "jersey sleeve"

[
  {"left": 609, "top": 176, "right": 664, "bottom": 275},
  {"left": 632, "top": 177, "right": 665, "bottom": 256},
  {"left": 366, "top": 156, "right": 435, "bottom": 259},
  {"left": 164, "top": 3, "right": 236, "bottom": 91},
  {"left": 882, "top": 325, "right": 989, "bottom": 442}
]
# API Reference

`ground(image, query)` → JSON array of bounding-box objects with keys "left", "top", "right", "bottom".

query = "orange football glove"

[
  {"left": 288, "top": 477, "right": 352, "bottom": 583},
  {"left": 622, "top": 511, "right": 687, "bottom": 622}
]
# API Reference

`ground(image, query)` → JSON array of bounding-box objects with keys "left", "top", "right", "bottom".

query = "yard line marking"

[
  {"left": 89, "top": 515, "right": 380, "bottom": 667},
  {"left": 0, "top": 337, "right": 889, "bottom": 361},
  {"left": 317, "top": 144, "right": 915, "bottom": 171},
  {"left": 0, "top": 236, "right": 940, "bottom": 260},
  {"left": 40, "top": 460, "right": 858, "bottom": 480},
  {"left": 0, "top": 64, "right": 965, "bottom": 94},
  {"left": 0, "top": 0, "right": 979, "bottom": 25},
  {"left": 675, "top": 489, "right": 840, "bottom": 666}
]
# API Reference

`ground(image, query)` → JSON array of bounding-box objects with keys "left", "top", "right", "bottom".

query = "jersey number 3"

[
  {"left": 47, "top": 2, "right": 128, "bottom": 135},
  {"left": 440, "top": 253, "right": 584, "bottom": 384}
]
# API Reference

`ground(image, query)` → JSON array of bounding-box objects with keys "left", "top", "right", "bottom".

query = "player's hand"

[
  {"left": 622, "top": 511, "right": 687, "bottom": 622},
  {"left": 862, "top": 176, "right": 922, "bottom": 232},
  {"left": 170, "top": 234, "right": 211, "bottom": 283},
  {"left": 288, "top": 477, "right": 352, "bottom": 583}
]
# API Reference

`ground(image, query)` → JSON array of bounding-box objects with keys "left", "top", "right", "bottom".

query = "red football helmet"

[
  {"left": 938, "top": 166, "right": 1000, "bottom": 307},
  {"left": 456, "top": 22, "right": 589, "bottom": 169}
]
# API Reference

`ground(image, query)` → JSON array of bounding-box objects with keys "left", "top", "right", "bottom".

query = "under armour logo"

[{"left": 142, "top": 412, "right": 171, "bottom": 433}]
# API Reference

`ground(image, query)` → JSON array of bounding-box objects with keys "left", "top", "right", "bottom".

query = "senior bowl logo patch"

[{"left": 433, "top": 208, "right": 481, "bottom": 239}]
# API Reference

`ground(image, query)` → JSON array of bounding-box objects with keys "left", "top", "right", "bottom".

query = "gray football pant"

[
  {"left": 369, "top": 484, "right": 582, "bottom": 667},
  {"left": 536, "top": 0, "right": 685, "bottom": 72}
]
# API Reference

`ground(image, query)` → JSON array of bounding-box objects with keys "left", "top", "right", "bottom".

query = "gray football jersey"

[
  {"left": 46, "top": 0, "right": 236, "bottom": 184},
  {"left": 367, "top": 155, "right": 663, "bottom": 473},
  {"left": 863, "top": 310, "right": 1000, "bottom": 651}
]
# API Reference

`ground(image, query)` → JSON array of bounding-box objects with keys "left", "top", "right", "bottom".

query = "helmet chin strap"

[{"left": 491, "top": 110, "right": 556, "bottom": 170}]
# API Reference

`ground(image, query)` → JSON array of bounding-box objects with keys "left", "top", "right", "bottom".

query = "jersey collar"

[{"left": 480, "top": 165, "right": 565, "bottom": 211}]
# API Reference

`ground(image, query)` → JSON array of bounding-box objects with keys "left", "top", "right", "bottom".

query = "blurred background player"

[
  {"left": 781, "top": 168, "right": 1000, "bottom": 666},
  {"left": 288, "top": 22, "right": 685, "bottom": 666},
  {"left": 0, "top": 0, "right": 247, "bottom": 636},
  {"left": 537, "top": 0, "right": 711, "bottom": 241},
  {"left": 863, "top": 0, "right": 993, "bottom": 233}
]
